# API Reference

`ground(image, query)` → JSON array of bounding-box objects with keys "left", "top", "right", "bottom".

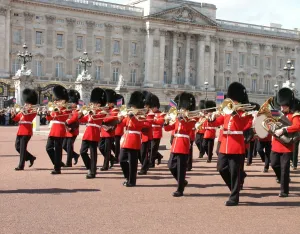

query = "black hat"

[
  {"left": 250, "top": 102, "right": 260, "bottom": 111},
  {"left": 227, "top": 82, "right": 249, "bottom": 104},
  {"left": 143, "top": 91, "right": 153, "bottom": 107},
  {"left": 90, "top": 88, "right": 107, "bottom": 106},
  {"left": 68, "top": 90, "right": 80, "bottom": 104},
  {"left": 277, "top": 87, "right": 295, "bottom": 107},
  {"left": 177, "top": 92, "right": 196, "bottom": 111},
  {"left": 22, "top": 88, "right": 38, "bottom": 105},
  {"left": 53, "top": 85, "right": 69, "bottom": 102},
  {"left": 204, "top": 100, "right": 216, "bottom": 112},
  {"left": 105, "top": 89, "right": 117, "bottom": 104},
  {"left": 291, "top": 98, "right": 300, "bottom": 112},
  {"left": 116, "top": 94, "right": 124, "bottom": 106},
  {"left": 128, "top": 91, "right": 145, "bottom": 109},
  {"left": 152, "top": 95, "right": 160, "bottom": 109},
  {"left": 199, "top": 100, "right": 205, "bottom": 109}
]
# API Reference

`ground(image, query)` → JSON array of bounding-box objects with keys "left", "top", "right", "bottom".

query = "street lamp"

[
  {"left": 283, "top": 59, "right": 295, "bottom": 81},
  {"left": 79, "top": 51, "right": 92, "bottom": 74},
  {"left": 274, "top": 83, "right": 279, "bottom": 95},
  {"left": 204, "top": 81, "right": 209, "bottom": 100},
  {"left": 17, "top": 43, "right": 33, "bottom": 70}
]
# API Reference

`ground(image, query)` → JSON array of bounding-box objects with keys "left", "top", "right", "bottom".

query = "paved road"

[{"left": 0, "top": 126, "right": 299, "bottom": 234}]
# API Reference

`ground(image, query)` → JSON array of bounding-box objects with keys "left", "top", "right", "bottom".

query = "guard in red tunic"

[
  {"left": 271, "top": 88, "right": 300, "bottom": 197},
  {"left": 113, "top": 94, "right": 125, "bottom": 162},
  {"left": 79, "top": 88, "right": 107, "bottom": 179},
  {"left": 46, "top": 85, "right": 71, "bottom": 175},
  {"left": 63, "top": 89, "right": 80, "bottom": 167},
  {"left": 99, "top": 89, "right": 119, "bottom": 171},
  {"left": 187, "top": 126, "right": 196, "bottom": 171},
  {"left": 12, "top": 88, "right": 38, "bottom": 170},
  {"left": 195, "top": 100, "right": 206, "bottom": 158},
  {"left": 119, "top": 91, "right": 149, "bottom": 187},
  {"left": 164, "top": 92, "right": 196, "bottom": 197},
  {"left": 202, "top": 100, "right": 217, "bottom": 163},
  {"left": 208, "top": 82, "right": 252, "bottom": 206}
]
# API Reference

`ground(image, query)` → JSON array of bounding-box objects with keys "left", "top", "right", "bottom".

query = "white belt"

[
  {"left": 51, "top": 120, "right": 65, "bottom": 125},
  {"left": 205, "top": 127, "right": 217, "bottom": 130},
  {"left": 223, "top": 131, "right": 243, "bottom": 135},
  {"left": 126, "top": 130, "right": 141, "bottom": 135},
  {"left": 86, "top": 123, "right": 101, "bottom": 129},
  {"left": 174, "top": 133, "right": 190, "bottom": 139},
  {"left": 152, "top": 125, "right": 161, "bottom": 128},
  {"left": 19, "top": 121, "right": 32, "bottom": 125}
]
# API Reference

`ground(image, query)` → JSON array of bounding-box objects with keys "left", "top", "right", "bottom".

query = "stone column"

[
  {"left": 143, "top": 28, "right": 155, "bottom": 87},
  {"left": 246, "top": 42, "right": 252, "bottom": 90},
  {"left": 218, "top": 38, "right": 226, "bottom": 89},
  {"left": 122, "top": 26, "right": 131, "bottom": 83},
  {"left": 153, "top": 39, "right": 160, "bottom": 84},
  {"left": 104, "top": 23, "right": 113, "bottom": 81},
  {"left": 45, "top": 15, "right": 56, "bottom": 77},
  {"left": 196, "top": 34, "right": 206, "bottom": 87},
  {"left": 171, "top": 31, "right": 178, "bottom": 85},
  {"left": 259, "top": 43, "right": 266, "bottom": 91},
  {"left": 159, "top": 29, "right": 166, "bottom": 84},
  {"left": 209, "top": 36, "right": 217, "bottom": 88},
  {"left": 0, "top": 7, "right": 10, "bottom": 78},
  {"left": 232, "top": 39, "right": 239, "bottom": 82},
  {"left": 271, "top": 45, "right": 278, "bottom": 78},
  {"left": 184, "top": 33, "right": 191, "bottom": 86},
  {"left": 66, "top": 18, "right": 76, "bottom": 78},
  {"left": 295, "top": 47, "right": 300, "bottom": 96}
]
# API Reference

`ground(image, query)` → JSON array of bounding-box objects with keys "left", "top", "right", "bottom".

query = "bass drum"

[{"left": 254, "top": 114, "right": 269, "bottom": 139}]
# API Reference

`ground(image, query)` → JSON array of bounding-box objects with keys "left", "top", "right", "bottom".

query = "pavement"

[{"left": 0, "top": 126, "right": 299, "bottom": 234}]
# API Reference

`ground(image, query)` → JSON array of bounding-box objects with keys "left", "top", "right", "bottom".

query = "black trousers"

[
  {"left": 80, "top": 140, "right": 98, "bottom": 174},
  {"left": 139, "top": 141, "right": 150, "bottom": 172},
  {"left": 46, "top": 137, "right": 64, "bottom": 171},
  {"left": 240, "top": 153, "right": 247, "bottom": 186},
  {"left": 217, "top": 153, "right": 242, "bottom": 203},
  {"left": 168, "top": 153, "right": 188, "bottom": 193},
  {"left": 216, "top": 141, "right": 221, "bottom": 155},
  {"left": 195, "top": 133, "right": 205, "bottom": 157},
  {"left": 292, "top": 140, "right": 299, "bottom": 169},
  {"left": 247, "top": 141, "right": 255, "bottom": 164},
  {"left": 187, "top": 141, "right": 194, "bottom": 170},
  {"left": 120, "top": 148, "right": 139, "bottom": 185},
  {"left": 257, "top": 141, "right": 271, "bottom": 169},
  {"left": 271, "top": 151, "right": 291, "bottom": 194},
  {"left": 63, "top": 136, "right": 79, "bottom": 165},
  {"left": 15, "top": 135, "right": 34, "bottom": 168},
  {"left": 98, "top": 137, "right": 113, "bottom": 169},
  {"left": 114, "top": 135, "right": 121, "bottom": 161},
  {"left": 203, "top": 138, "right": 214, "bottom": 161},
  {"left": 150, "top": 138, "right": 163, "bottom": 166}
]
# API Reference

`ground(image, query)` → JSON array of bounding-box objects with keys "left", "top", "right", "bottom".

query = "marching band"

[{"left": 8, "top": 81, "right": 300, "bottom": 206}]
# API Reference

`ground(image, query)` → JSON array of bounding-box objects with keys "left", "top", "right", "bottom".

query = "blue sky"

[{"left": 109, "top": 0, "right": 300, "bottom": 30}]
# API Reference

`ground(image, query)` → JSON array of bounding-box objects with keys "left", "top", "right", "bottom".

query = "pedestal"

[
  {"left": 33, "top": 115, "right": 40, "bottom": 132},
  {"left": 12, "top": 68, "right": 33, "bottom": 105},
  {"left": 75, "top": 80, "right": 94, "bottom": 105}
]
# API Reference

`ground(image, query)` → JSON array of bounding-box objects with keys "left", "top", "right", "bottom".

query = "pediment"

[{"left": 149, "top": 5, "right": 217, "bottom": 26}]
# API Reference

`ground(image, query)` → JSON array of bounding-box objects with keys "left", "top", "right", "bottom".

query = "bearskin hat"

[
  {"left": 68, "top": 90, "right": 80, "bottom": 104},
  {"left": 199, "top": 100, "right": 205, "bottom": 109},
  {"left": 204, "top": 100, "right": 216, "bottom": 112},
  {"left": 291, "top": 98, "right": 300, "bottom": 113},
  {"left": 250, "top": 102, "right": 260, "bottom": 111},
  {"left": 116, "top": 94, "right": 124, "bottom": 106},
  {"left": 22, "top": 88, "right": 38, "bottom": 105},
  {"left": 142, "top": 91, "right": 153, "bottom": 107},
  {"left": 227, "top": 82, "right": 249, "bottom": 104},
  {"left": 277, "top": 87, "right": 295, "bottom": 107},
  {"left": 152, "top": 95, "right": 160, "bottom": 109},
  {"left": 177, "top": 92, "right": 196, "bottom": 111},
  {"left": 90, "top": 87, "right": 107, "bottom": 106},
  {"left": 128, "top": 91, "right": 145, "bottom": 109},
  {"left": 53, "top": 85, "right": 69, "bottom": 101},
  {"left": 105, "top": 89, "right": 117, "bottom": 104}
]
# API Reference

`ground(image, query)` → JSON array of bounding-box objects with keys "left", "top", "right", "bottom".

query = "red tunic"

[
  {"left": 164, "top": 118, "right": 196, "bottom": 154},
  {"left": 196, "top": 116, "right": 206, "bottom": 134},
  {"left": 46, "top": 107, "right": 71, "bottom": 138},
  {"left": 152, "top": 111, "right": 165, "bottom": 139},
  {"left": 13, "top": 110, "right": 37, "bottom": 136},
  {"left": 218, "top": 128, "right": 223, "bottom": 142},
  {"left": 100, "top": 107, "right": 119, "bottom": 138},
  {"left": 272, "top": 113, "right": 300, "bottom": 153},
  {"left": 203, "top": 120, "right": 217, "bottom": 139},
  {"left": 141, "top": 112, "right": 154, "bottom": 143},
  {"left": 115, "top": 117, "right": 126, "bottom": 136},
  {"left": 65, "top": 110, "right": 79, "bottom": 137}
]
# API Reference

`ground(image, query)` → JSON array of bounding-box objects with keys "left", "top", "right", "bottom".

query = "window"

[
  {"left": 55, "top": 62, "right": 63, "bottom": 78},
  {"left": 57, "top": 34, "right": 63, "bottom": 48},
  {"left": 164, "top": 45, "right": 168, "bottom": 59},
  {"left": 76, "top": 36, "right": 83, "bottom": 50},
  {"left": 264, "top": 80, "right": 270, "bottom": 93},
  {"left": 76, "top": 64, "right": 81, "bottom": 77},
  {"left": 12, "top": 59, "right": 20, "bottom": 74},
  {"left": 279, "top": 58, "right": 283, "bottom": 69},
  {"left": 225, "top": 53, "right": 231, "bottom": 65},
  {"left": 239, "top": 53, "right": 245, "bottom": 67},
  {"left": 238, "top": 77, "right": 244, "bottom": 85},
  {"left": 95, "top": 66, "right": 101, "bottom": 80},
  {"left": 113, "top": 40, "right": 120, "bottom": 54},
  {"left": 164, "top": 71, "right": 167, "bottom": 83},
  {"left": 265, "top": 57, "right": 271, "bottom": 69},
  {"left": 252, "top": 79, "right": 257, "bottom": 92},
  {"left": 253, "top": 55, "right": 258, "bottom": 67},
  {"left": 113, "top": 67, "right": 119, "bottom": 81},
  {"left": 225, "top": 77, "right": 230, "bottom": 89},
  {"left": 130, "top": 69, "right": 136, "bottom": 83},
  {"left": 35, "top": 61, "right": 42, "bottom": 76},
  {"left": 36, "top": 31, "right": 42, "bottom": 45},
  {"left": 95, "top": 38, "right": 102, "bottom": 52},
  {"left": 190, "top": 48, "right": 194, "bottom": 60},
  {"left": 13, "top": 30, "right": 21, "bottom": 44},
  {"left": 131, "top": 42, "right": 137, "bottom": 56}
]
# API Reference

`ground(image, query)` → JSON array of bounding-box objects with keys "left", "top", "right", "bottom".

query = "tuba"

[{"left": 254, "top": 97, "right": 300, "bottom": 144}]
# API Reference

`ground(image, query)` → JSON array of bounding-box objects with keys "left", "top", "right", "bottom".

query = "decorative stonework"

[
  {"left": 154, "top": 40, "right": 160, "bottom": 47},
  {"left": 210, "top": 36, "right": 218, "bottom": 43},
  {"left": 53, "top": 55, "right": 65, "bottom": 61},
  {"left": 129, "top": 62, "right": 139, "bottom": 68},
  {"left": 173, "top": 8, "right": 195, "bottom": 23},
  {"left": 147, "top": 28, "right": 155, "bottom": 35},
  {"left": 104, "top": 23, "right": 113, "bottom": 31},
  {"left": 93, "top": 59, "right": 104, "bottom": 65},
  {"left": 111, "top": 60, "right": 121, "bottom": 66},
  {"left": 218, "top": 38, "right": 226, "bottom": 45},
  {"left": 272, "top": 44, "right": 278, "bottom": 52},
  {"left": 284, "top": 46, "right": 291, "bottom": 53},
  {"left": 122, "top": 25, "right": 131, "bottom": 33},
  {"left": 0, "top": 7, "right": 7, "bottom": 16},
  {"left": 296, "top": 47, "right": 300, "bottom": 54},
  {"left": 24, "top": 12, "right": 34, "bottom": 21},
  {"left": 66, "top": 18, "right": 76, "bottom": 26},
  {"left": 140, "top": 28, "right": 147, "bottom": 34},
  {"left": 86, "top": 20, "right": 95, "bottom": 29},
  {"left": 246, "top": 41, "right": 252, "bottom": 49},
  {"left": 259, "top": 43, "right": 266, "bottom": 50},
  {"left": 232, "top": 40, "right": 239, "bottom": 47},
  {"left": 45, "top": 15, "right": 56, "bottom": 24},
  {"left": 159, "top": 29, "right": 167, "bottom": 36},
  {"left": 197, "top": 34, "right": 206, "bottom": 41},
  {"left": 205, "top": 45, "right": 210, "bottom": 52}
]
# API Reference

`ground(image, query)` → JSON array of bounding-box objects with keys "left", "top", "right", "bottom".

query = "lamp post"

[
  {"left": 283, "top": 59, "right": 295, "bottom": 81},
  {"left": 17, "top": 43, "right": 33, "bottom": 71},
  {"left": 79, "top": 51, "right": 92, "bottom": 74},
  {"left": 274, "top": 83, "right": 279, "bottom": 96},
  {"left": 204, "top": 81, "right": 209, "bottom": 100}
]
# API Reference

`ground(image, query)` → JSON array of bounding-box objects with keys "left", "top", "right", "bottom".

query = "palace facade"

[{"left": 0, "top": 0, "right": 300, "bottom": 108}]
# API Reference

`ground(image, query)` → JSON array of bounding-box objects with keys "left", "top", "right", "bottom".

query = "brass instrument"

[
  {"left": 10, "top": 104, "right": 40, "bottom": 114},
  {"left": 118, "top": 105, "right": 148, "bottom": 118},
  {"left": 220, "top": 98, "right": 256, "bottom": 115}
]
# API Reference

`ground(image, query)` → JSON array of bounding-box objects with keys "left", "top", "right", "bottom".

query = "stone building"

[{"left": 0, "top": 0, "right": 299, "bottom": 108}]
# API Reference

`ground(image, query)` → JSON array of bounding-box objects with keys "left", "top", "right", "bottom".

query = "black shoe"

[
  {"left": 293, "top": 167, "right": 297, "bottom": 171},
  {"left": 199, "top": 154, "right": 204, "bottom": 158},
  {"left": 225, "top": 200, "right": 238, "bottom": 206},
  {"left": 149, "top": 164, "right": 155, "bottom": 168},
  {"left": 206, "top": 160, "right": 211, "bottom": 163},
  {"left": 246, "top": 163, "right": 251, "bottom": 166},
  {"left": 29, "top": 157, "right": 36, "bottom": 167},
  {"left": 86, "top": 173, "right": 96, "bottom": 179},
  {"left": 187, "top": 168, "right": 192, "bottom": 171},
  {"left": 240, "top": 184, "right": 244, "bottom": 190},
  {"left": 263, "top": 168, "right": 268, "bottom": 173},
  {"left": 172, "top": 191, "right": 183, "bottom": 197},
  {"left": 126, "top": 183, "right": 136, "bottom": 187},
  {"left": 184, "top": 180, "right": 188, "bottom": 187},
  {"left": 65, "top": 164, "right": 72, "bottom": 168},
  {"left": 100, "top": 167, "right": 108, "bottom": 171},
  {"left": 157, "top": 156, "right": 163, "bottom": 165},
  {"left": 276, "top": 178, "right": 280, "bottom": 184},
  {"left": 51, "top": 170, "right": 61, "bottom": 175},
  {"left": 61, "top": 162, "right": 66, "bottom": 167},
  {"left": 279, "top": 192, "right": 288, "bottom": 198},
  {"left": 15, "top": 167, "right": 24, "bottom": 171},
  {"left": 74, "top": 154, "right": 79, "bottom": 165},
  {"left": 138, "top": 171, "right": 147, "bottom": 175}
]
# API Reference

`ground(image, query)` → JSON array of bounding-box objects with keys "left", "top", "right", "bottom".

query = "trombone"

[
  {"left": 219, "top": 98, "right": 256, "bottom": 115},
  {"left": 118, "top": 105, "right": 148, "bottom": 118},
  {"left": 10, "top": 104, "right": 40, "bottom": 114}
]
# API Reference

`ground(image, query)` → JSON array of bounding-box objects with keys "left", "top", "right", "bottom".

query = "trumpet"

[
  {"left": 80, "top": 104, "right": 106, "bottom": 115},
  {"left": 118, "top": 105, "right": 148, "bottom": 118},
  {"left": 10, "top": 104, "right": 40, "bottom": 114}
]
